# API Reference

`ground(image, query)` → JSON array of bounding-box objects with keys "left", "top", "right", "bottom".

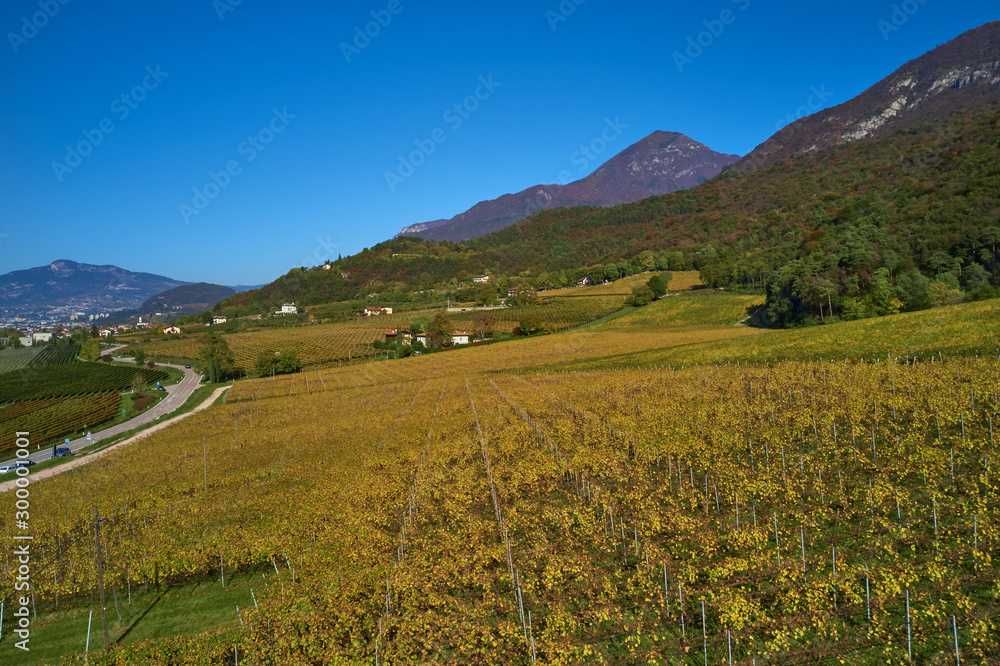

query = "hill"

[
  {"left": 730, "top": 21, "right": 1000, "bottom": 174},
  {"left": 139, "top": 283, "right": 236, "bottom": 312},
  {"left": 224, "top": 97, "right": 1000, "bottom": 327},
  {"left": 398, "top": 130, "right": 739, "bottom": 242}
]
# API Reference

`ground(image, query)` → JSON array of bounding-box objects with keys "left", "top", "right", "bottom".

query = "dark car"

[
  {"left": 53, "top": 447, "right": 71, "bottom": 458},
  {"left": 185, "top": 364, "right": 192, "bottom": 369},
  {"left": 14, "top": 459, "right": 36, "bottom": 468}
]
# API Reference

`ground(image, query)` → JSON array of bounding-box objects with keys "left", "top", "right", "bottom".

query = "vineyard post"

[
  {"left": 774, "top": 515, "right": 781, "bottom": 566},
  {"left": 679, "top": 582, "right": 685, "bottom": 637},
  {"left": 953, "top": 615, "right": 961, "bottom": 665},
  {"left": 85, "top": 609, "right": 93, "bottom": 656},
  {"left": 94, "top": 507, "right": 109, "bottom": 648},
  {"left": 702, "top": 600, "right": 707, "bottom": 666},
  {"left": 800, "top": 528, "right": 806, "bottom": 582},
  {"left": 865, "top": 577, "right": 871, "bottom": 630},
  {"left": 905, "top": 588, "right": 912, "bottom": 662}
]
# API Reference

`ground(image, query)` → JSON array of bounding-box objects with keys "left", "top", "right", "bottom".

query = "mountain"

[
  {"left": 223, "top": 97, "right": 1000, "bottom": 325},
  {"left": 0, "top": 260, "right": 190, "bottom": 320},
  {"left": 730, "top": 21, "right": 1000, "bottom": 174},
  {"left": 397, "top": 131, "right": 740, "bottom": 242},
  {"left": 139, "top": 283, "right": 236, "bottom": 312}
]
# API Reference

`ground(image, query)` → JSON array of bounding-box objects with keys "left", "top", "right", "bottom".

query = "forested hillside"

[{"left": 225, "top": 100, "right": 1000, "bottom": 326}]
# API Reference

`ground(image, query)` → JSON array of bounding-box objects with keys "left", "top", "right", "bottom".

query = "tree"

[
  {"left": 473, "top": 311, "right": 497, "bottom": 339},
  {"left": 196, "top": 333, "right": 237, "bottom": 381},
  {"left": 426, "top": 311, "right": 454, "bottom": 348},
  {"left": 255, "top": 351, "right": 276, "bottom": 376},
  {"left": 604, "top": 264, "right": 620, "bottom": 282},
  {"left": 274, "top": 350, "right": 303, "bottom": 374},
  {"left": 81, "top": 339, "right": 102, "bottom": 361},
  {"left": 647, "top": 274, "right": 668, "bottom": 300},
  {"left": 133, "top": 348, "right": 147, "bottom": 366},
  {"left": 473, "top": 282, "right": 497, "bottom": 306},
  {"left": 510, "top": 284, "right": 537, "bottom": 306},
  {"left": 929, "top": 280, "right": 964, "bottom": 307},
  {"left": 626, "top": 284, "right": 654, "bottom": 307},
  {"left": 519, "top": 313, "right": 543, "bottom": 336},
  {"left": 131, "top": 373, "right": 145, "bottom": 396}
]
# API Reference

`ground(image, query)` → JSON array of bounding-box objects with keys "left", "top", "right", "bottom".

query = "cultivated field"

[{"left": 2, "top": 301, "right": 997, "bottom": 664}]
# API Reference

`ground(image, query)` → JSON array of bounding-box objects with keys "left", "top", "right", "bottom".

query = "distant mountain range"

[
  {"left": 730, "top": 21, "right": 1000, "bottom": 173},
  {"left": 0, "top": 260, "right": 257, "bottom": 323},
  {"left": 397, "top": 131, "right": 739, "bottom": 242}
]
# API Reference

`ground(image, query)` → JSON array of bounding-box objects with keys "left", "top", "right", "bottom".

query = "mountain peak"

[
  {"left": 398, "top": 131, "right": 739, "bottom": 242},
  {"left": 731, "top": 21, "right": 1000, "bottom": 173}
]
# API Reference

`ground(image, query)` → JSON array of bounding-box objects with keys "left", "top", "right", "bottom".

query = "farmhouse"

[
  {"left": 99, "top": 329, "right": 113, "bottom": 338},
  {"left": 472, "top": 275, "right": 490, "bottom": 284},
  {"left": 364, "top": 307, "right": 393, "bottom": 316},
  {"left": 212, "top": 316, "right": 228, "bottom": 325},
  {"left": 163, "top": 326, "right": 181, "bottom": 335},
  {"left": 577, "top": 276, "right": 593, "bottom": 286},
  {"left": 452, "top": 331, "right": 470, "bottom": 345},
  {"left": 279, "top": 303, "right": 298, "bottom": 315}
]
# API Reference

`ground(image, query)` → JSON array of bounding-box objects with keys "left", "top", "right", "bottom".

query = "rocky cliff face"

[
  {"left": 398, "top": 131, "right": 739, "bottom": 242},
  {"left": 730, "top": 22, "right": 1000, "bottom": 173}
]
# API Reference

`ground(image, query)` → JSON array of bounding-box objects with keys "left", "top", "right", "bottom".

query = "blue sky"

[{"left": 0, "top": 1, "right": 996, "bottom": 285}]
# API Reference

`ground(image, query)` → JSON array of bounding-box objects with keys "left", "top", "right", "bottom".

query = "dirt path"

[{"left": 0, "top": 385, "right": 230, "bottom": 493}]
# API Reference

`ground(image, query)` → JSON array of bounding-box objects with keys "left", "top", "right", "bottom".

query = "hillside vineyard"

[{"left": 4, "top": 338, "right": 997, "bottom": 663}]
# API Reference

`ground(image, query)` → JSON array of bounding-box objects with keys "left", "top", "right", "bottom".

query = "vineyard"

[
  {"left": 1, "top": 301, "right": 997, "bottom": 664},
  {"left": 123, "top": 279, "right": 685, "bottom": 372},
  {"left": 0, "top": 343, "right": 80, "bottom": 374},
  {"left": 0, "top": 364, "right": 168, "bottom": 403},
  {"left": 610, "top": 291, "right": 766, "bottom": 328},
  {"left": 0, "top": 393, "right": 120, "bottom": 457}
]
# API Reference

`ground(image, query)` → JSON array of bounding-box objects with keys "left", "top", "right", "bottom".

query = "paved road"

[
  {"left": 0, "top": 358, "right": 203, "bottom": 469},
  {"left": 0, "top": 384, "right": 230, "bottom": 493}
]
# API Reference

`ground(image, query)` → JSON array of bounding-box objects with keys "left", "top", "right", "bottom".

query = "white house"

[
  {"left": 452, "top": 331, "right": 470, "bottom": 345},
  {"left": 212, "top": 316, "right": 228, "bottom": 325},
  {"left": 32, "top": 332, "right": 53, "bottom": 343},
  {"left": 280, "top": 303, "right": 297, "bottom": 315},
  {"left": 163, "top": 326, "right": 182, "bottom": 335},
  {"left": 577, "top": 276, "right": 593, "bottom": 286},
  {"left": 98, "top": 329, "right": 113, "bottom": 338},
  {"left": 19, "top": 336, "right": 33, "bottom": 347},
  {"left": 363, "top": 307, "right": 393, "bottom": 316},
  {"left": 472, "top": 275, "right": 490, "bottom": 284},
  {"left": 416, "top": 334, "right": 427, "bottom": 346}
]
